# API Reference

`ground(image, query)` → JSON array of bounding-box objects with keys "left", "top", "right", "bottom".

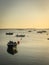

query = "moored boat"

[
  {"left": 16, "top": 34, "right": 25, "bottom": 37},
  {"left": 7, "top": 41, "right": 17, "bottom": 47},
  {"left": 37, "top": 30, "right": 47, "bottom": 34},
  {"left": 6, "top": 32, "right": 13, "bottom": 35},
  {"left": 47, "top": 38, "right": 49, "bottom": 40},
  {"left": 7, "top": 41, "right": 17, "bottom": 55}
]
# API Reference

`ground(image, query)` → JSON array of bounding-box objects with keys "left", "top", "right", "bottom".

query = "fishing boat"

[
  {"left": 7, "top": 41, "right": 17, "bottom": 55},
  {"left": 7, "top": 41, "right": 17, "bottom": 48},
  {"left": 6, "top": 32, "right": 13, "bottom": 35},
  {"left": 37, "top": 30, "right": 47, "bottom": 34},
  {"left": 41, "top": 30, "right": 47, "bottom": 33},
  {"left": 37, "top": 31, "right": 43, "bottom": 33},
  {"left": 47, "top": 38, "right": 49, "bottom": 40},
  {"left": 16, "top": 34, "right": 25, "bottom": 37},
  {"left": 28, "top": 30, "right": 32, "bottom": 32}
]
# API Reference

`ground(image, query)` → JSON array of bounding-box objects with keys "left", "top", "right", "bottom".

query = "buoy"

[{"left": 17, "top": 41, "right": 20, "bottom": 44}]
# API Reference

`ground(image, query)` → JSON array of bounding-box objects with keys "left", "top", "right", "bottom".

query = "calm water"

[{"left": 0, "top": 29, "right": 49, "bottom": 65}]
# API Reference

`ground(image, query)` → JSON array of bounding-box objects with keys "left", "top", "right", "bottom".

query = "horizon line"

[{"left": 0, "top": 28, "right": 49, "bottom": 30}]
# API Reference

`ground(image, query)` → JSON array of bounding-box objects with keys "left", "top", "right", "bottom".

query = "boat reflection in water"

[{"left": 7, "top": 41, "right": 18, "bottom": 55}]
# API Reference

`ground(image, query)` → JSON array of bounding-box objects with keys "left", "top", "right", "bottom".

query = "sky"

[{"left": 0, "top": 0, "right": 49, "bottom": 29}]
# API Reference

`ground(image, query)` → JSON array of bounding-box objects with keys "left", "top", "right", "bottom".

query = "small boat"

[
  {"left": 7, "top": 41, "right": 17, "bottom": 48},
  {"left": 37, "top": 30, "right": 47, "bottom": 34},
  {"left": 6, "top": 32, "right": 13, "bottom": 35},
  {"left": 16, "top": 34, "right": 25, "bottom": 37},
  {"left": 28, "top": 30, "right": 32, "bottom": 32},
  {"left": 46, "top": 33, "right": 48, "bottom": 35},
  {"left": 42, "top": 30, "right": 47, "bottom": 33},
  {"left": 33, "top": 29, "right": 36, "bottom": 31},
  {"left": 7, "top": 41, "right": 17, "bottom": 55},
  {"left": 37, "top": 31, "right": 43, "bottom": 33},
  {"left": 47, "top": 38, "right": 49, "bottom": 40}
]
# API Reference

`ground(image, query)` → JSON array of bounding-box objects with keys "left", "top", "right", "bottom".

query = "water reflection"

[
  {"left": 7, "top": 41, "right": 18, "bottom": 55},
  {"left": 7, "top": 47, "right": 18, "bottom": 55}
]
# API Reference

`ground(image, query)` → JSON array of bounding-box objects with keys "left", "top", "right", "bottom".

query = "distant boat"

[
  {"left": 46, "top": 33, "right": 48, "bottom": 35},
  {"left": 33, "top": 29, "right": 36, "bottom": 31},
  {"left": 41, "top": 30, "right": 47, "bottom": 33},
  {"left": 37, "top": 30, "right": 47, "bottom": 34},
  {"left": 16, "top": 34, "right": 25, "bottom": 37},
  {"left": 28, "top": 30, "right": 32, "bottom": 32},
  {"left": 47, "top": 38, "right": 49, "bottom": 40},
  {"left": 37, "top": 31, "right": 43, "bottom": 33},
  {"left": 6, "top": 32, "right": 13, "bottom": 35}
]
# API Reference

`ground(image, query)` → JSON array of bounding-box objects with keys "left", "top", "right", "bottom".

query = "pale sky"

[{"left": 0, "top": 0, "right": 49, "bottom": 29}]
